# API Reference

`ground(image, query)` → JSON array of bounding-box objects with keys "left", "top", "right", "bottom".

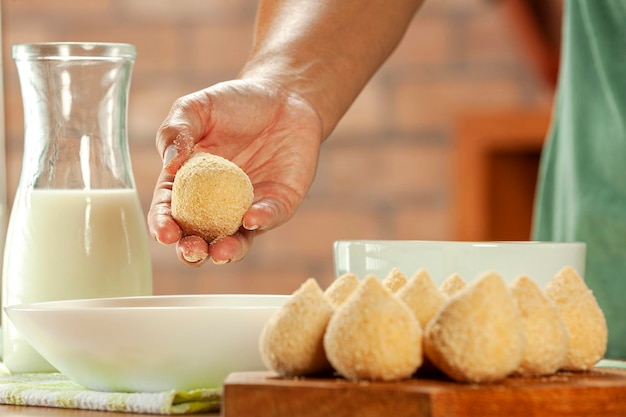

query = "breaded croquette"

[
  {"left": 544, "top": 267, "right": 607, "bottom": 371},
  {"left": 424, "top": 272, "right": 525, "bottom": 383},
  {"left": 324, "top": 276, "right": 423, "bottom": 381},
  {"left": 324, "top": 272, "right": 360, "bottom": 309},
  {"left": 382, "top": 267, "right": 408, "bottom": 293},
  {"left": 439, "top": 273, "right": 467, "bottom": 298},
  {"left": 510, "top": 275, "right": 569, "bottom": 376},
  {"left": 171, "top": 152, "right": 253, "bottom": 243},
  {"left": 396, "top": 268, "right": 446, "bottom": 329},
  {"left": 259, "top": 278, "right": 334, "bottom": 376}
]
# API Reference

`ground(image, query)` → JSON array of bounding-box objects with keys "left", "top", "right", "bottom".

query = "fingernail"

[
  {"left": 212, "top": 258, "right": 230, "bottom": 265},
  {"left": 163, "top": 145, "right": 177, "bottom": 167},
  {"left": 183, "top": 251, "right": 208, "bottom": 264}
]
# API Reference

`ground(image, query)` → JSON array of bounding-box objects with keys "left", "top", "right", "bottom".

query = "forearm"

[{"left": 239, "top": 0, "right": 424, "bottom": 140}]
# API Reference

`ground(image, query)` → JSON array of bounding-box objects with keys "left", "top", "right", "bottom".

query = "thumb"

[{"left": 159, "top": 130, "right": 196, "bottom": 175}]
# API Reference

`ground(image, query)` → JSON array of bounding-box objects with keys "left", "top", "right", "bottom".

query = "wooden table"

[
  {"left": 3, "top": 362, "right": 625, "bottom": 417},
  {"left": 0, "top": 405, "right": 220, "bottom": 416},
  {"left": 222, "top": 364, "right": 626, "bottom": 417}
]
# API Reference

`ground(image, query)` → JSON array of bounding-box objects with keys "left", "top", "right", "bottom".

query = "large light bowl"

[
  {"left": 4, "top": 294, "right": 288, "bottom": 392},
  {"left": 334, "top": 240, "right": 586, "bottom": 286}
]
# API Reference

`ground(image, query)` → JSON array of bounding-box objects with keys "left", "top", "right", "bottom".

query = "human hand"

[{"left": 147, "top": 78, "right": 323, "bottom": 266}]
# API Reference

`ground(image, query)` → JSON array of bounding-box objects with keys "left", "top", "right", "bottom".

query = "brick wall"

[{"left": 1, "top": 0, "right": 553, "bottom": 295}]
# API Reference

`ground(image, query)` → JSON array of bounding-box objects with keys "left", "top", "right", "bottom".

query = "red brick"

[
  {"left": 391, "top": 204, "right": 452, "bottom": 241},
  {"left": 2, "top": 0, "right": 112, "bottom": 20},
  {"left": 320, "top": 141, "right": 449, "bottom": 200},
  {"left": 386, "top": 15, "right": 450, "bottom": 69},
  {"left": 332, "top": 81, "right": 388, "bottom": 136},
  {"left": 464, "top": 5, "right": 525, "bottom": 65},
  {"left": 128, "top": 83, "right": 188, "bottom": 146},
  {"left": 153, "top": 266, "right": 307, "bottom": 296},
  {"left": 419, "top": 0, "right": 492, "bottom": 15},
  {"left": 4, "top": 148, "right": 21, "bottom": 202},
  {"left": 190, "top": 23, "right": 255, "bottom": 75},
  {"left": 392, "top": 76, "right": 522, "bottom": 132},
  {"left": 3, "top": 87, "right": 23, "bottom": 143},
  {"left": 116, "top": 0, "right": 257, "bottom": 25},
  {"left": 51, "top": 25, "right": 182, "bottom": 73},
  {"left": 1, "top": 21, "right": 54, "bottom": 49},
  {"left": 252, "top": 204, "right": 383, "bottom": 263},
  {"left": 150, "top": 239, "right": 317, "bottom": 295},
  {"left": 127, "top": 146, "right": 163, "bottom": 208}
]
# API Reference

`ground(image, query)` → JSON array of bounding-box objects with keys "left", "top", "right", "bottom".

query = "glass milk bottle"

[
  {"left": 2, "top": 43, "right": 153, "bottom": 373},
  {"left": 0, "top": 9, "right": 7, "bottom": 319}
]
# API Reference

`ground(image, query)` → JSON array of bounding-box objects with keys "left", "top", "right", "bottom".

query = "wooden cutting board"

[{"left": 223, "top": 366, "right": 626, "bottom": 417}]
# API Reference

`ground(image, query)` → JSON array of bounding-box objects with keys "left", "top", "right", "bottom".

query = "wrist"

[{"left": 238, "top": 54, "right": 340, "bottom": 141}]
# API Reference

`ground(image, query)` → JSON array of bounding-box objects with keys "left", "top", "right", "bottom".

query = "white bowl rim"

[{"left": 4, "top": 294, "right": 290, "bottom": 312}]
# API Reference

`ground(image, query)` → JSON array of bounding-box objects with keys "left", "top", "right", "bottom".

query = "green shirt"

[{"left": 533, "top": 0, "right": 626, "bottom": 358}]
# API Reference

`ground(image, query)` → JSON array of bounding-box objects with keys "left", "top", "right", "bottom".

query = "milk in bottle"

[{"left": 2, "top": 43, "right": 153, "bottom": 372}]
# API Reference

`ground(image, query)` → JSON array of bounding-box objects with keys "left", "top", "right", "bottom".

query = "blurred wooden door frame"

[
  {"left": 452, "top": 0, "right": 561, "bottom": 241},
  {"left": 453, "top": 109, "right": 551, "bottom": 241}
]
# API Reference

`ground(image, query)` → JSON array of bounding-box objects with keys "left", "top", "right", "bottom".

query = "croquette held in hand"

[{"left": 171, "top": 152, "right": 253, "bottom": 243}]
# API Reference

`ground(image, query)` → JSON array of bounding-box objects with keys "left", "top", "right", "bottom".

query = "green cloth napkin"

[{"left": 0, "top": 371, "right": 221, "bottom": 415}]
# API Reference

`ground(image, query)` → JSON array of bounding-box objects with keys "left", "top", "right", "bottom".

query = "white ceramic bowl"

[
  {"left": 334, "top": 240, "right": 586, "bottom": 286},
  {"left": 4, "top": 294, "right": 288, "bottom": 392}
]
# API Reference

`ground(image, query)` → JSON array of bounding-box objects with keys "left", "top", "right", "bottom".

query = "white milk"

[{"left": 2, "top": 188, "right": 153, "bottom": 372}]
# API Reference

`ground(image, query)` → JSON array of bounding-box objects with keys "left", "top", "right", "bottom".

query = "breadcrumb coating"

[
  {"left": 324, "top": 276, "right": 423, "bottom": 381},
  {"left": 171, "top": 152, "right": 253, "bottom": 243},
  {"left": 258, "top": 264, "right": 607, "bottom": 384},
  {"left": 396, "top": 269, "right": 446, "bottom": 329},
  {"left": 439, "top": 273, "right": 467, "bottom": 298},
  {"left": 259, "top": 278, "right": 334, "bottom": 376},
  {"left": 510, "top": 275, "right": 569, "bottom": 376},
  {"left": 382, "top": 267, "right": 408, "bottom": 293},
  {"left": 544, "top": 267, "right": 607, "bottom": 371},
  {"left": 424, "top": 272, "right": 525, "bottom": 383},
  {"left": 324, "top": 272, "right": 360, "bottom": 308}
]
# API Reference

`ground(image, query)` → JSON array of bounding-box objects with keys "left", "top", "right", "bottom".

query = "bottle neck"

[{"left": 14, "top": 44, "right": 136, "bottom": 190}]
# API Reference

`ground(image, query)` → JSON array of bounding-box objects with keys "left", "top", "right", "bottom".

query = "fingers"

[
  {"left": 158, "top": 131, "right": 195, "bottom": 176},
  {"left": 156, "top": 93, "right": 207, "bottom": 175},
  {"left": 207, "top": 197, "right": 293, "bottom": 263},
  {"left": 149, "top": 83, "right": 318, "bottom": 267},
  {"left": 150, "top": 94, "right": 209, "bottom": 258},
  {"left": 147, "top": 169, "right": 182, "bottom": 245},
  {"left": 170, "top": 197, "right": 287, "bottom": 266},
  {"left": 175, "top": 230, "right": 255, "bottom": 266},
  {"left": 243, "top": 198, "right": 289, "bottom": 231},
  {"left": 176, "top": 236, "right": 210, "bottom": 266},
  {"left": 208, "top": 230, "right": 255, "bottom": 264}
]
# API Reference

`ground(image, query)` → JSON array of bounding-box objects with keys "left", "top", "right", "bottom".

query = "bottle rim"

[{"left": 12, "top": 42, "right": 136, "bottom": 61}]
